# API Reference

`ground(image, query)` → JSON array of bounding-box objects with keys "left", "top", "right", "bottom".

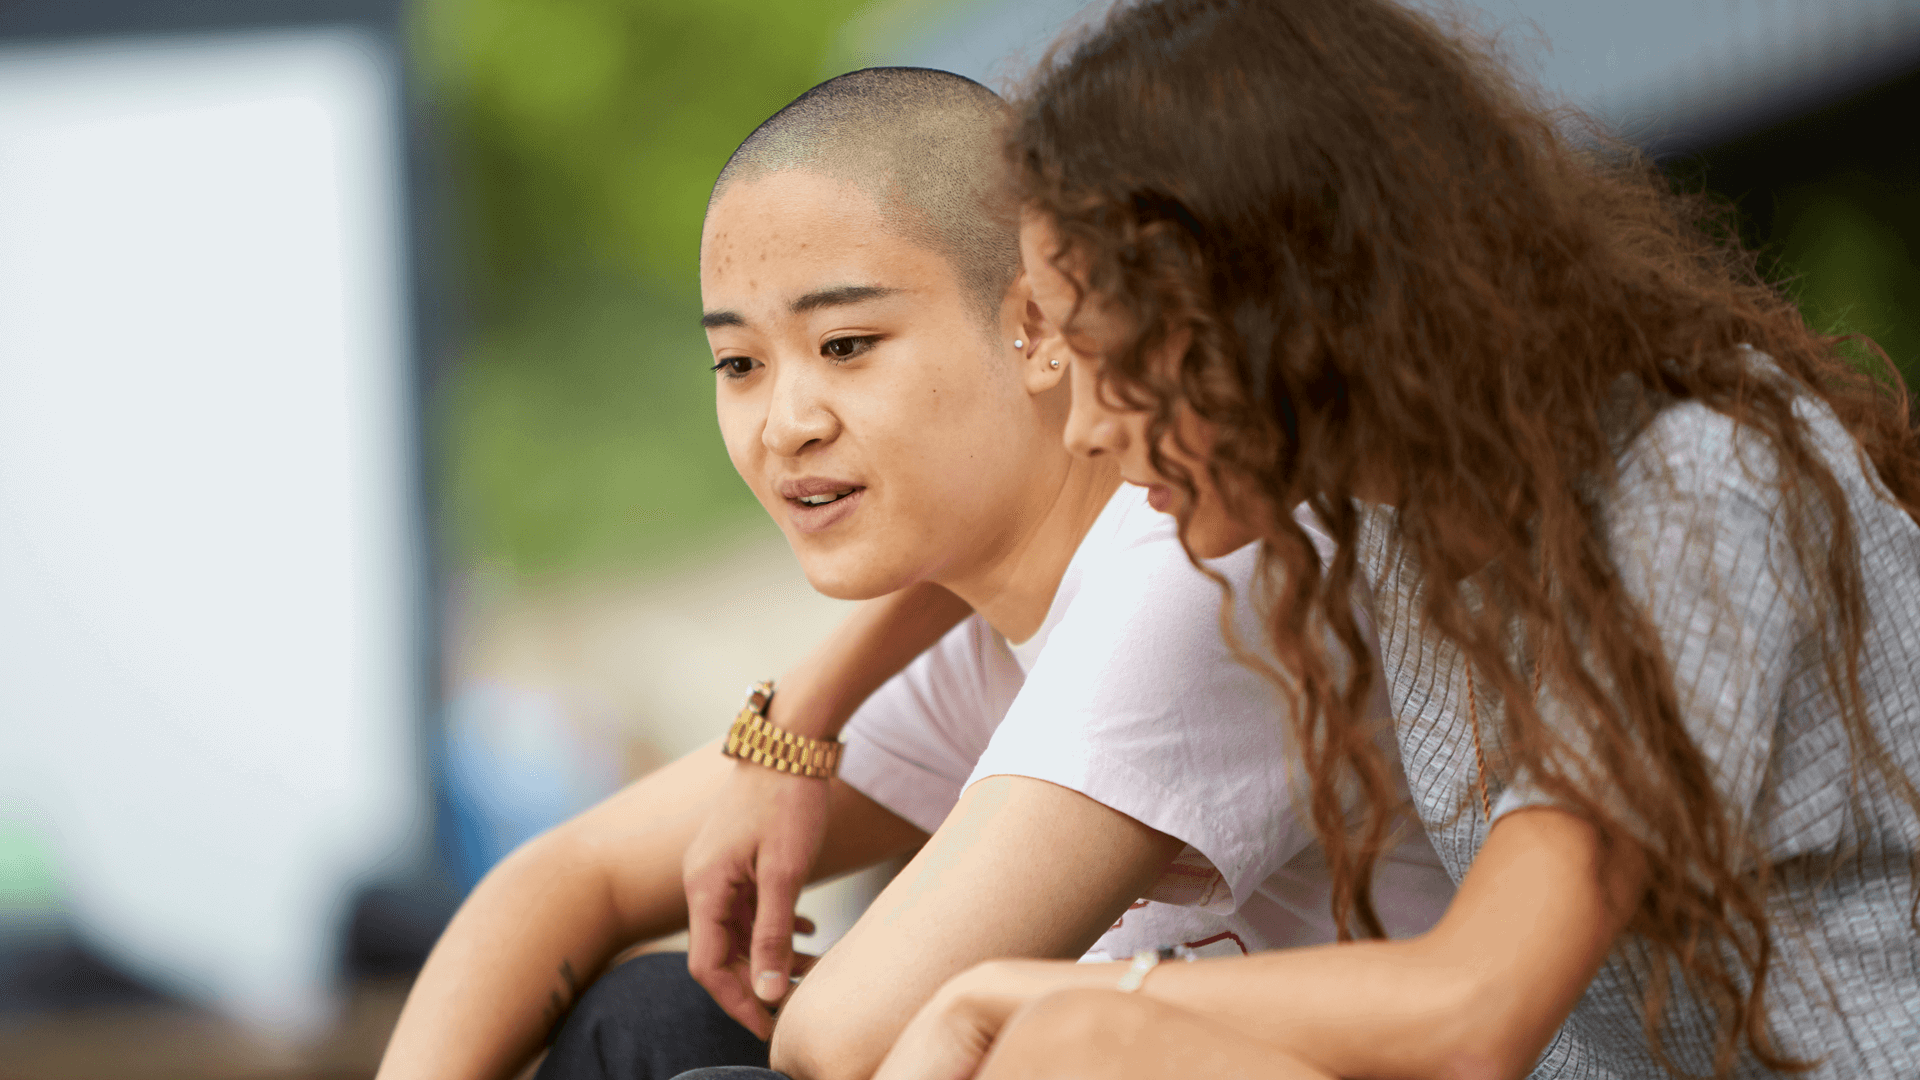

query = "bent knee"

[
  {"left": 543, "top": 952, "right": 766, "bottom": 1080},
  {"left": 569, "top": 951, "right": 696, "bottom": 1028}
]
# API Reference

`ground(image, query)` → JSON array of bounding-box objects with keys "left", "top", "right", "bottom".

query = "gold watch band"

[{"left": 722, "top": 680, "right": 844, "bottom": 779}]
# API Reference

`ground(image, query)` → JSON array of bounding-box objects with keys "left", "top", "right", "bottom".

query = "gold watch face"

[{"left": 744, "top": 680, "right": 774, "bottom": 716}]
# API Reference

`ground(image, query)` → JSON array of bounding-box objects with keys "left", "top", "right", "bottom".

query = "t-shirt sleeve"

[
  {"left": 838, "top": 615, "right": 1020, "bottom": 835},
  {"left": 1493, "top": 402, "right": 1806, "bottom": 835},
  {"left": 964, "top": 537, "right": 1311, "bottom": 913}
]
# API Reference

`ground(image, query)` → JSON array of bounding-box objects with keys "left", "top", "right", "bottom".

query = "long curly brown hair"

[{"left": 1010, "top": 0, "right": 1920, "bottom": 1074}]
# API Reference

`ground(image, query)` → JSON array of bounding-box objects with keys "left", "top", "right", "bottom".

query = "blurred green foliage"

[
  {"left": 442, "top": 272, "right": 758, "bottom": 579},
  {"left": 416, "top": 0, "right": 876, "bottom": 287},
  {"left": 415, "top": 0, "right": 887, "bottom": 580},
  {"left": 1771, "top": 173, "right": 1919, "bottom": 391}
]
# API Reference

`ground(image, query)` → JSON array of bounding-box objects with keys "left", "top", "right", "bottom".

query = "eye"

[
  {"left": 710, "top": 355, "right": 759, "bottom": 379},
  {"left": 822, "top": 335, "right": 878, "bottom": 361}
]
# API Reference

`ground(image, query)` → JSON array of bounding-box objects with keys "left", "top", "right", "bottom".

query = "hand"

[
  {"left": 683, "top": 759, "right": 832, "bottom": 1038},
  {"left": 873, "top": 959, "right": 1111, "bottom": 1080}
]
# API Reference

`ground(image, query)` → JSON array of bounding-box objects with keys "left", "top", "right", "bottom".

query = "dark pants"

[{"left": 535, "top": 952, "right": 789, "bottom": 1080}]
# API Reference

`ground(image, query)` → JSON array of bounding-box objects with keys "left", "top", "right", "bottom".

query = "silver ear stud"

[
  {"left": 1014, "top": 338, "right": 1026, "bottom": 349},
  {"left": 1049, "top": 359, "right": 1061, "bottom": 369}
]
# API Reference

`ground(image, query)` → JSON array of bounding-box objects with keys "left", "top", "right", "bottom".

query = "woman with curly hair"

[{"left": 869, "top": 0, "right": 1920, "bottom": 1078}]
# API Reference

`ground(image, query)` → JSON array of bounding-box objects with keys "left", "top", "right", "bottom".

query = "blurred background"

[{"left": 0, "top": 0, "right": 1914, "bottom": 1077}]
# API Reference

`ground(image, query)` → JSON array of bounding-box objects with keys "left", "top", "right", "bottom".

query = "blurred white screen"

[{"left": 0, "top": 27, "right": 420, "bottom": 1023}]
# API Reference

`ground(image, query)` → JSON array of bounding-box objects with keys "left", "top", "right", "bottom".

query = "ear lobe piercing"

[
  {"left": 1050, "top": 359, "right": 1061, "bottom": 369},
  {"left": 1014, "top": 338, "right": 1026, "bottom": 349}
]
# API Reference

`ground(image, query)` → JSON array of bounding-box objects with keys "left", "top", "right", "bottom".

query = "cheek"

[
  {"left": 1185, "top": 461, "right": 1267, "bottom": 556},
  {"left": 715, "top": 395, "right": 766, "bottom": 479},
  {"left": 877, "top": 377, "right": 1033, "bottom": 505}
]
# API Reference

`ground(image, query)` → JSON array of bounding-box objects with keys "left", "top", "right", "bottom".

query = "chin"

[
  {"left": 1184, "top": 515, "right": 1261, "bottom": 559},
  {"left": 788, "top": 545, "right": 912, "bottom": 601}
]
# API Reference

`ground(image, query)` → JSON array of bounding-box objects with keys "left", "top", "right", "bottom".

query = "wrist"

[
  {"left": 723, "top": 681, "right": 843, "bottom": 779},
  {"left": 764, "top": 682, "right": 840, "bottom": 741}
]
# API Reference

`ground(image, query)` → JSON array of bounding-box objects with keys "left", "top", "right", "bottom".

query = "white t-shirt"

[{"left": 839, "top": 485, "right": 1454, "bottom": 961}]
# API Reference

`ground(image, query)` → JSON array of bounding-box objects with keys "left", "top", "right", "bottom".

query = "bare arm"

[
  {"left": 684, "top": 582, "right": 973, "bottom": 1034},
  {"left": 770, "top": 774, "right": 1187, "bottom": 1080},
  {"left": 879, "top": 806, "right": 1646, "bottom": 1080},
  {"left": 770, "top": 582, "right": 973, "bottom": 742},
  {"left": 377, "top": 584, "right": 965, "bottom": 1080},
  {"left": 1143, "top": 806, "right": 1644, "bottom": 1078},
  {"left": 376, "top": 742, "right": 926, "bottom": 1080}
]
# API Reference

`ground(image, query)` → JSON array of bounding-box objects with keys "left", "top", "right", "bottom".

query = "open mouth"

[{"left": 783, "top": 483, "right": 865, "bottom": 534}]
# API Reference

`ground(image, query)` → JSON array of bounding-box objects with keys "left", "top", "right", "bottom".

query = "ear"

[{"left": 1003, "top": 274, "right": 1067, "bottom": 396}]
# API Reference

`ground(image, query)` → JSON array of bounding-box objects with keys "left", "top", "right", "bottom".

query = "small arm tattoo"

[{"left": 541, "top": 958, "right": 583, "bottom": 1033}]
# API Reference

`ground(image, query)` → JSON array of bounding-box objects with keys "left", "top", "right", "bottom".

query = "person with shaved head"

[
  {"left": 710, "top": 67, "right": 1021, "bottom": 324},
  {"left": 375, "top": 69, "right": 1453, "bottom": 1080}
]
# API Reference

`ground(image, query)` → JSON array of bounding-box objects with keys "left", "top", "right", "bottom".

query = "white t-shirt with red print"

[{"left": 838, "top": 485, "right": 1454, "bottom": 961}]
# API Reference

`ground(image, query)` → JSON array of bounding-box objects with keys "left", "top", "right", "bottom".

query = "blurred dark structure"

[
  {"left": 1674, "top": 66, "right": 1920, "bottom": 386},
  {"left": 0, "top": 935, "right": 161, "bottom": 1014}
]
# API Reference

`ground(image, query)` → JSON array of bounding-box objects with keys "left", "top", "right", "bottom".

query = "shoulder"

[
  {"left": 1061, "top": 496, "right": 1266, "bottom": 660},
  {"left": 1602, "top": 386, "right": 1896, "bottom": 628},
  {"left": 1608, "top": 398, "right": 1810, "bottom": 557},
  {"left": 1616, "top": 356, "right": 1885, "bottom": 516},
  {"left": 1619, "top": 399, "right": 1765, "bottom": 498}
]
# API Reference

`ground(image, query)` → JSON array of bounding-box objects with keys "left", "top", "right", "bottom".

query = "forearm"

[
  {"left": 376, "top": 833, "right": 665, "bottom": 1080},
  {"left": 377, "top": 579, "right": 964, "bottom": 1079},
  {"left": 677, "top": 584, "right": 961, "bottom": 1036},
  {"left": 774, "top": 582, "right": 970, "bottom": 738},
  {"left": 771, "top": 776, "right": 1182, "bottom": 1080},
  {"left": 917, "top": 938, "right": 1469, "bottom": 1080},
  {"left": 908, "top": 809, "right": 1647, "bottom": 1080},
  {"left": 1137, "top": 939, "right": 1485, "bottom": 1078},
  {"left": 379, "top": 748, "right": 728, "bottom": 1080}
]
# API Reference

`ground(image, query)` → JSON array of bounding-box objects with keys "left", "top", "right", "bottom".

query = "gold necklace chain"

[
  {"left": 1465, "top": 663, "right": 1493, "bottom": 821},
  {"left": 1463, "top": 657, "right": 1542, "bottom": 822}
]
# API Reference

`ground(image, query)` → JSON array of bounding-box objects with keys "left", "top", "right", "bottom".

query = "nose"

[
  {"left": 1062, "top": 364, "right": 1124, "bottom": 459},
  {"left": 762, "top": 362, "right": 839, "bottom": 458}
]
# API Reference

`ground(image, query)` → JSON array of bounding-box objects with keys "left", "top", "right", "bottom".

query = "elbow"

[
  {"left": 1432, "top": 1046, "right": 1524, "bottom": 1080},
  {"left": 765, "top": 1025, "right": 823, "bottom": 1080},
  {"left": 1434, "top": 1047, "right": 1538, "bottom": 1080},
  {"left": 1419, "top": 966, "right": 1547, "bottom": 1080},
  {"left": 767, "top": 989, "right": 882, "bottom": 1080},
  {"left": 765, "top": 1017, "right": 813, "bottom": 1080}
]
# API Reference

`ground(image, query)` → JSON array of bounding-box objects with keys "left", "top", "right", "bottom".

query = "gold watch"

[{"left": 722, "top": 680, "right": 844, "bottom": 779}]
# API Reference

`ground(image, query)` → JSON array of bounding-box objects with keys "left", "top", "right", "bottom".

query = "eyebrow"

[
  {"left": 700, "top": 284, "right": 902, "bottom": 330},
  {"left": 790, "top": 284, "right": 900, "bottom": 314}
]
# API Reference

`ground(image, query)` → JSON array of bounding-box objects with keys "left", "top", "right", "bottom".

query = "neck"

[{"left": 941, "top": 454, "right": 1123, "bottom": 643}]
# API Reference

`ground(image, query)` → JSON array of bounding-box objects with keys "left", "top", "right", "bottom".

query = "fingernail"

[{"left": 755, "top": 971, "right": 785, "bottom": 1001}]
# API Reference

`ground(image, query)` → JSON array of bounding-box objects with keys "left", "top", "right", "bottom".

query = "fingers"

[
  {"left": 873, "top": 991, "right": 996, "bottom": 1080},
  {"left": 709, "top": 962, "right": 774, "bottom": 1040},
  {"left": 795, "top": 915, "right": 817, "bottom": 936},
  {"left": 686, "top": 879, "right": 774, "bottom": 1039},
  {"left": 748, "top": 856, "right": 807, "bottom": 1005},
  {"left": 718, "top": 953, "right": 774, "bottom": 1040},
  {"left": 684, "top": 875, "right": 734, "bottom": 988}
]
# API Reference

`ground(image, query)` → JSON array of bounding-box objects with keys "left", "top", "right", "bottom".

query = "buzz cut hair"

[{"left": 709, "top": 67, "right": 1022, "bottom": 324}]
